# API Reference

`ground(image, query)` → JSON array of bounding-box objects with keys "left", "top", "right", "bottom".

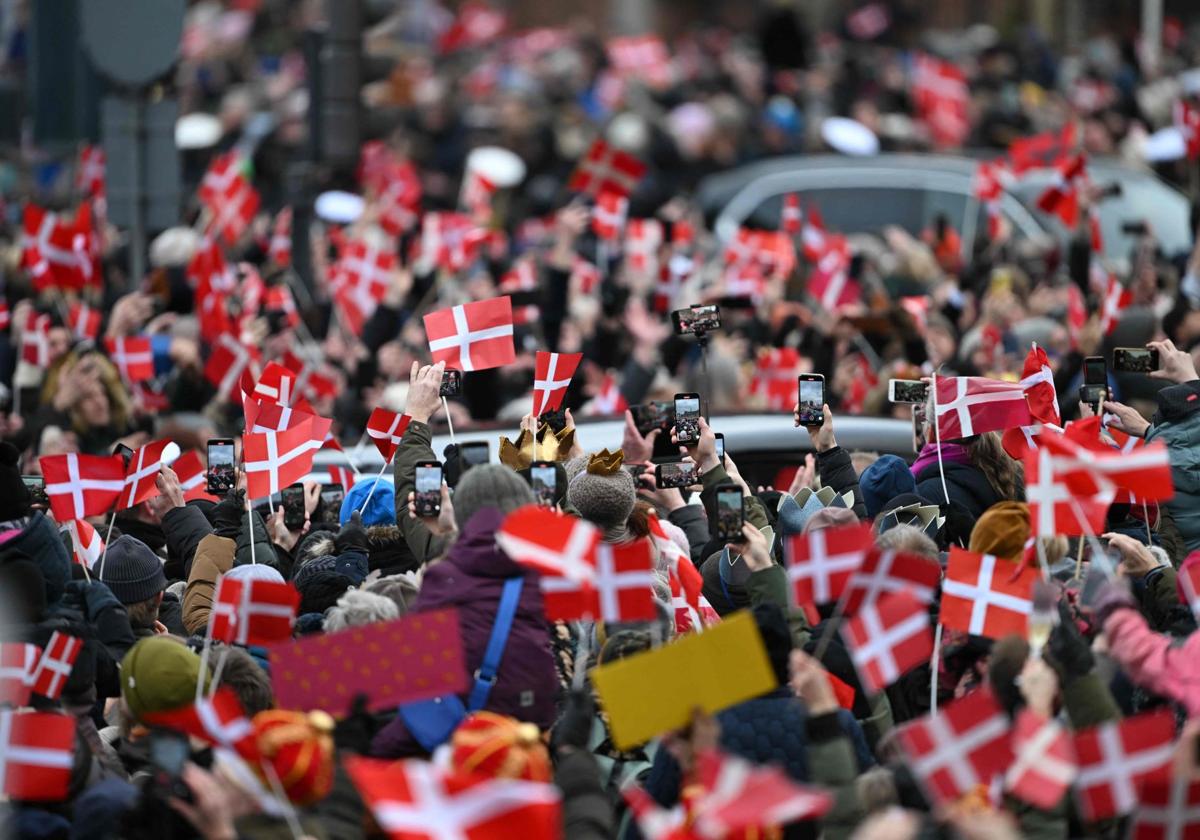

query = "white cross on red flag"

[
  {"left": 691, "top": 749, "right": 834, "bottom": 837},
  {"left": 1131, "top": 776, "right": 1200, "bottom": 840},
  {"left": 496, "top": 506, "right": 600, "bottom": 582},
  {"left": 1004, "top": 709, "right": 1077, "bottom": 810},
  {"left": 67, "top": 301, "right": 101, "bottom": 342},
  {"left": 243, "top": 418, "right": 318, "bottom": 499},
  {"left": 1040, "top": 422, "right": 1174, "bottom": 502},
  {"left": 896, "top": 687, "right": 1013, "bottom": 805},
  {"left": 625, "top": 218, "right": 663, "bottom": 276},
  {"left": 1099, "top": 271, "right": 1133, "bottom": 335},
  {"left": 120, "top": 439, "right": 173, "bottom": 510},
  {"left": 588, "top": 372, "right": 627, "bottom": 416},
  {"left": 209, "top": 576, "right": 300, "bottom": 645},
  {"left": 1035, "top": 153, "right": 1088, "bottom": 228},
  {"left": 331, "top": 239, "right": 396, "bottom": 336},
  {"left": 0, "top": 643, "right": 41, "bottom": 707},
  {"left": 40, "top": 452, "right": 126, "bottom": 521},
  {"left": 268, "top": 206, "right": 292, "bottom": 266},
  {"left": 65, "top": 518, "right": 105, "bottom": 569},
  {"left": 329, "top": 465, "right": 357, "bottom": 491},
  {"left": 539, "top": 540, "right": 657, "bottom": 623},
  {"left": 366, "top": 408, "right": 412, "bottom": 463},
  {"left": 808, "top": 236, "right": 859, "bottom": 313},
  {"left": 0, "top": 709, "right": 76, "bottom": 801},
  {"left": 424, "top": 296, "right": 515, "bottom": 372},
  {"left": 200, "top": 153, "right": 260, "bottom": 246},
  {"left": 345, "top": 755, "right": 563, "bottom": 840},
  {"left": 842, "top": 591, "right": 931, "bottom": 695},
  {"left": 280, "top": 350, "right": 340, "bottom": 403},
  {"left": 20, "top": 311, "right": 50, "bottom": 367},
  {"left": 591, "top": 191, "right": 628, "bottom": 241},
  {"left": 939, "top": 548, "right": 1038, "bottom": 640},
  {"left": 142, "top": 687, "right": 260, "bottom": 762},
  {"left": 934, "top": 376, "right": 1033, "bottom": 440},
  {"left": 532, "top": 351, "right": 582, "bottom": 417},
  {"left": 104, "top": 336, "right": 155, "bottom": 384},
  {"left": 842, "top": 548, "right": 940, "bottom": 615},
  {"left": 568, "top": 139, "right": 646, "bottom": 198},
  {"left": 1021, "top": 343, "right": 1061, "bottom": 425},
  {"left": 21, "top": 204, "right": 96, "bottom": 292},
  {"left": 606, "top": 35, "right": 673, "bottom": 88},
  {"left": 76, "top": 145, "right": 106, "bottom": 197},
  {"left": 784, "top": 522, "right": 872, "bottom": 607},
  {"left": 1024, "top": 445, "right": 1114, "bottom": 537},
  {"left": 749, "top": 347, "right": 803, "bottom": 411},
  {"left": 1073, "top": 710, "right": 1176, "bottom": 821},
  {"left": 780, "top": 193, "right": 802, "bottom": 234},
  {"left": 912, "top": 53, "right": 970, "bottom": 148},
  {"left": 172, "top": 451, "right": 219, "bottom": 503},
  {"left": 29, "top": 632, "right": 82, "bottom": 701},
  {"left": 204, "top": 334, "right": 262, "bottom": 403}
]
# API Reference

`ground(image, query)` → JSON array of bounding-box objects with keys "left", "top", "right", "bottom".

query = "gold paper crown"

[
  {"left": 586, "top": 448, "right": 624, "bottom": 476},
  {"left": 498, "top": 424, "right": 576, "bottom": 471}
]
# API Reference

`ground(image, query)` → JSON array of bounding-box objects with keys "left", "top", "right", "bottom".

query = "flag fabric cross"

[
  {"left": 691, "top": 750, "right": 834, "bottom": 837},
  {"left": 40, "top": 453, "right": 126, "bottom": 521},
  {"left": 104, "top": 336, "right": 155, "bottom": 384},
  {"left": 119, "top": 439, "right": 172, "bottom": 510},
  {"left": 841, "top": 591, "right": 931, "bottom": 695},
  {"left": 1039, "top": 426, "right": 1174, "bottom": 503},
  {"left": 1073, "top": 710, "right": 1176, "bottom": 821},
  {"left": 496, "top": 506, "right": 601, "bottom": 582},
  {"left": 1099, "top": 272, "right": 1132, "bottom": 335},
  {"left": 1005, "top": 709, "right": 1077, "bottom": 810},
  {"left": 538, "top": 540, "right": 657, "bottom": 623},
  {"left": 591, "top": 191, "right": 628, "bottom": 241},
  {"left": 913, "top": 53, "right": 970, "bottom": 148},
  {"left": 172, "top": 451, "right": 219, "bottom": 503},
  {"left": 65, "top": 518, "right": 106, "bottom": 568},
  {"left": 424, "top": 296, "right": 515, "bottom": 372},
  {"left": 143, "top": 687, "right": 260, "bottom": 762},
  {"left": 204, "top": 335, "right": 261, "bottom": 404},
  {"left": 209, "top": 576, "right": 300, "bottom": 646},
  {"left": 67, "top": 301, "right": 101, "bottom": 342},
  {"left": 568, "top": 139, "right": 647, "bottom": 198},
  {"left": 532, "top": 352, "right": 583, "bottom": 417},
  {"left": 29, "top": 633, "right": 82, "bottom": 701},
  {"left": 1024, "top": 446, "right": 1114, "bottom": 537},
  {"left": 784, "top": 522, "right": 872, "bottom": 606},
  {"left": 1021, "top": 343, "right": 1061, "bottom": 425},
  {"left": 749, "top": 347, "right": 803, "bottom": 411},
  {"left": 366, "top": 408, "right": 412, "bottom": 463},
  {"left": 0, "top": 709, "right": 76, "bottom": 801},
  {"left": 934, "top": 376, "right": 1034, "bottom": 440},
  {"left": 939, "top": 548, "right": 1038, "bottom": 640},
  {"left": 243, "top": 419, "right": 318, "bottom": 499},
  {"left": 842, "top": 549, "right": 940, "bottom": 615},
  {"left": 1131, "top": 776, "right": 1200, "bottom": 840},
  {"left": 0, "top": 643, "right": 41, "bottom": 707}
]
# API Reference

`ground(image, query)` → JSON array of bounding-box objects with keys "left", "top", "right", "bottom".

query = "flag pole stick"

[
  {"left": 196, "top": 624, "right": 213, "bottom": 701},
  {"left": 1142, "top": 500, "right": 1152, "bottom": 543},
  {"left": 442, "top": 397, "right": 457, "bottom": 445},
  {"left": 358, "top": 461, "right": 390, "bottom": 515},
  {"left": 571, "top": 621, "right": 592, "bottom": 690},
  {"left": 247, "top": 496, "right": 257, "bottom": 565},
  {"left": 1073, "top": 536, "right": 1086, "bottom": 580},
  {"left": 929, "top": 623, "right": 943, "bottom": 715},
  {"left": 208, "top": 646, "right": 230, "bottom": 698},
  {"left": 930, "top": 369, "right": 951, "bottom": 508},
  {"left": 97, "top": 509, "right": 118, "bottom": 579},
  {"left": 259, "top": 760, "right": 307, "bottom": 840},
  {"left": 811, "top": 584, "right": 852, "bottom": 663}
]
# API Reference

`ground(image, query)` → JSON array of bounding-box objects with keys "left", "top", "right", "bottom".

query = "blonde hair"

[
  {"left": 969, "top": 432, "right": 1024, "bottom": 500},
  {"left": 41, "top": 351, "right": 133, "bottom": 436}
]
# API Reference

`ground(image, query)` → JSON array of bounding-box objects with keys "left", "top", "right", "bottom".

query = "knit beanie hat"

[
  {"left": 0, "top": 442, "right": 30, "bottom": 521},
  {"left": 452, "top": 464, "right": 534, "bottom": 529},
  {"left": 98, "top": 536, "right": 166, "bottom": 605},
  {"left": 450, "top": 711, "right": 552, "bottom": 782},
  {"left": 567, "top": 451, "right": 636, "bottom": 530},
  {"left": 224, "top": 563, "right": 285, "bottom": 584},
  {"left": 340, "top": 477, "right": 396, "bottom": 527},
  {"left": 859, "top": 455, "right": 917, "bottom": 519},
  {"left": 121, "top": 636, "right": 211, "bottom": 722},
  {"left": 969, "top": 502, "right": 1030, "bottom": 561}
]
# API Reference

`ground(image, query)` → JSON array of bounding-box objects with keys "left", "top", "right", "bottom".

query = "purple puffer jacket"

[{"left": 369, "top": 507, "right": 558, "bottom": 758}]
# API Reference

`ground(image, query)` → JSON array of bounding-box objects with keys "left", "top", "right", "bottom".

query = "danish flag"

[
  {"left": 1131, "top": 776, "right": 1200, "bottom": 840},
  {"left": 331, "top": 239, "right": 396, "bottom": 335},
  {"left": 571, "top": 257, "right": 601, "bottom": 297},
  {"left": 376, "top": 161, "right": 422, "bottom": 236},
  {"left": 691, "top": 750, "right": 834, "bottom": 837},
  {"left": 119, "top": 439, "right": 172, "bottom": 510},
  {"left": 171, "top": 451, "right": 218, "bottom": 503},
  {"left": 201, "top": 153, "right": 260, "bottom": 245},
  {"left": 974, "top": 160, "right": 1009, "bottom": 241},
  {"left": 538, "top": 540, "right": 657, "bottom": 623},
  {"left": 460, "top": 169, "right": 497, "bottom": 224},
  {"left": 842, "top": 591, "right": 931, "bottom": 695},
  {"left": 498, "top": 259, "right": 538, "bottom": 294},
  {"left": 1009, "top": 123, "right": 1077, "bottom": 174},
  {"left": 1024, "top": 445, "right": 1113, "bottom": 537},
  {"left": 20, "top": 312, "right": 50, "bottom": 366},
  {"left": 416, "top": 212, "right": 487, "bottom": 274},
  {"left": 939, "top": 548, "right": 1038, "bottom": 640},
  {"left": 424, "top": 296, "right": 515, "bottom": 372},
  {"left": 280, "top": 350, "right": 339, "bottom": 403},
  {"left": 251, "top": 361, "right": 300, "bottom": 407},
  {"left": 1174, "top": 98, "right": 1200, "bottom": 161},
  {"left": 1040, "top": 424, "right": 1173, "bottom": 502},
  {"left": 749, "top": 347, "right": 803, "bottom": 411},
  {"left": 65, "top": 519, "right": 105, "bottom": 568},
  {"left": 621, "top": 784, "right": 688, "bottom": 840},
  {"left": 496, "top": 506, "right": 600, "bottom": 582},
  {"left": 366, "top": 408, "right": 412, "bottom": 463},
  {"left": 346, "top": 755, "right": 562, "bottom": 840},
  {"left": 625, "top": 218, "right": 663, "bottom": 276},
  {"left": 784, "top": 522, "right": 872, "bottom": 607},
  {"left": 842, "top": 548, "right": 940, "bottom": 615},
  {"left": 40, "top": 453, "right": 126, "bottom": 521},
  {"left": 209, "top": 576, "right": 300, "bottom": 645},
  {"left": 0, "top": 643, "right": 41, "bottom": 707},
  {"left": 67, "top": 301, "right": 101, "bottom": 341},
  {"left": 1004, "top": 710, "right": 1077, "bottom": 810},
  {"left": 532, "top": 351, "right": 582, "bottom": 417},
  {"left": 1020, "top": 343, "right": 1061, "bottom": 425},
  {"left": 1098, "top": 272, "right": 1132, "bottom": 335},
  {"left": 0, "top": 709, "right": 76, "bottom": 801},
  {"left": 592, "top": 191, "right": 628, "bottom": 241},
  {"left": 912, "top": 53, "right": 970, "bottom": 148},
  {"left": 896, "top": 688, "right": 1013, "bottom": 804},
  {"left": 268, "top": 207, "right": 292, "bottom": 266},
  {"left": 243, "top": 419, "right": 318, "bottom": 499},
  {"left": 568, "top": 139, "right": 646, "bottom": 198},
  {"left": 1073, "top": 711, "right": 1176, "bottom": 821},
  {"left": 780, "top": 193, "right": 802, "bottom": 234},
  {"left": 588, "top": 372, "right": 627, "bottom": 416},
  {"left": 105, "top": 336, "right": 155, "bottom": 385},
  {"left": 21, "top": 204, "right": 96, "bottom": 292},
  {"left": 188, "top": 236, "right": 237, "bottom": 297},
  {"left": 204, "top": 335, "right": 261, "bottom": 403},
  {"left": 76, "top": 145, "right": 106, "bottom": 197},
  {"left": 1035, "top": 154, "right": 1087, "bottom": 228},
  {"left": 29, "top": 633, "right": 82, "bottom": 701},
  {"left": 799, "top": 203, "right": 829, "bottom": 263},
  {"left": 934, "top": 376, "right": 1033, "bottom": 440},
  {"left": 263, "top": 284, "right": 300, "bottom": 330},
  {"left": 328, "top": 465, "right": 357, "bottom": 491},
  {"left": 437, "top": 2, "right": 509, "bottom": 53},
  {"left": 808, "top": 236, "right": 858, "bottom": 312},
  {"left": 143, "top": 687, "right": 260, "bottom": 762}
]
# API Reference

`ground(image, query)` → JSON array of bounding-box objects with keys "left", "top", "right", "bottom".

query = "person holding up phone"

[
  {"left": 791, "top": 402, "right": 867, "bottom": 521},
  {"left": 393, "top": 361, "right": 452, "bottom": 565},
  {"left": 671, "top": 416, "right": 770, "bottom": 538}
]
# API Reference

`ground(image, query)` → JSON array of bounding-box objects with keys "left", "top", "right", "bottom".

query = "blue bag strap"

[{"left": 466, "top": 576, "right": 523, "bottom": 712}]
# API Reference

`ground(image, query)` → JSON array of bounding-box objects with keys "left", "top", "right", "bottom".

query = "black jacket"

[
  {"left": 913, "top": 460, "right": 1005, "bottom": 522},
  {"left": 162, "top": 504, "right": 214, "bottom": 580},
  {"left": 816, "top": 446, "right": 867, "bottom": 519}
]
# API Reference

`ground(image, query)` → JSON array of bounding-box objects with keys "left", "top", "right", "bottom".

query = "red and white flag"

[
  {"left": 808, "top": 236, "right": 858, "bottom": 312},
  {"left": 331, "top": 239, "right": 396, "bottom": 335},
  {"left": 607, "top": 35, "right": 672, "bottom": 88},
  {"left": 842, "top": 591, "right": 931, "bottom": 695},
  {"left": 65, "top": 519, "right": 105, "bottom": 568},
  {"left": 1179, "top": 558, "right": 1200, "bottom": 624},
  {"left": 1009, "top": 123, "right": 1077, "bottom": 173},
  {"left": 20, "top": 311, "right": 50, "bottom": 367},
  {"left": 912, "top": 53, "right": 970, "bottom": 148},
  {"left": 204, "top": 335, "right": 261, "bottom": 403},
  {"left": 0, "top": 643, "right": 41, "bottom": 707},
  {"left": 625, "top": 218, "right": 663, "bottom": 276},
  {"left": 799, "top": 203, "right": 828, "bottom": 263},
  {"left": 973, "top": 160, "right": 1009, "bottom": 241},
  {"left": 328, "top": 465, "right": 357, "bottom": 492},
  {"left": 498, "top": 259, "right": 538, "bottom": 295},
  {"left": 120, "top": 439, "right": 172, "bottom": 510},
  {"left": 896, "top": 688, "right": 1013, "bottom": 804},
  {"left": 532, "top": 352, "right": 582, "bottom": 417},
  {"left": 934, "top": 376, "right": 1033, "bottom": 440},
  {"left": 346, "top": 755, "right": 562, "bottom": 840},
  {"left": 280, "top": 351, "right": 339, "bottom": 404},
  {"left": 749, "top": 347, "right": 803, "bottom": 411},
  {"left": 143, "top": 687, "right": 259, "bottom": 762},
  {"left": 366, "top": 408, "right": 412, "bottom": 463},
  {"left": 784, "top": 522, "right": 872, "bottom": 607},
  {"left": 209, "top": 576, "right": 299, "bottom": 645},
  {"left": 189, "top": 236, "right": 237, "bottom": 297},
  {"left": 0, "top": 709, "right": 76, "bottom": 801},
  {"left": 243, "top": 419, "right": 318, "bottom": 499},
  {"left": 1024, "top": 445, "right": 1113, "bottom": 537},
  {"left": 424, "top": 296, "right": 515, "bottom": 372},
  {"left": 691, "top": 750, "right": 834, "bottom": 837},
  {"left": 417, "top": 212, "right": 487, "bottom": 274},
  {"left": 377, "top": 162, "right": 422, "bottom": 237},
  {"left": 496, "top": 506, "right": 600, "bottom": 582},
  {"left": 1036, "top": 154, "right": 1087, "bottom": 228},
  {"left": 1040, "top": 425, "right": 1174, "bottom": 502},
  {"left": 1021, "top": 343, "right": 1061, "bottom": 425},
  {"left": 40, "top": 453, "right": 126, "bottom": 521},
  {"left": 1098, "top": 272, "right": 1133, "bottom": 335},
  {"left": 268, "top": 207, "right": 292, "bottom": 266},
  {"left": 1005, "top": 709, "right": 1077, "bottom": 810},
  {"left": 568, "top": 139, "right": 646, "bottom": 198},
  {"left": 460, "top": 169, "right": 497, "bottom": 225},
  {"left": 251, "top": 361, "right": 301, "bottom": 408},
  {"left": 539, "top": 540, "right": 657, "bottom": 623},
  {"left": 591, "top": 191, "right": 627, "bottom": 241},
  {"left": 1131, "top": 776, "right": 1200, "bottom": 840},
  {"left": 171, "top": 451, "right": 218, "bottom": 503},
  {"left": 67, "top": 301, "right": 101, "bottom": 342},
  {"left": 76, "top": 145, "right": 106, "bottom": 197},
  {"left": 780, "top": 193, "right": 802, "bottom": 235},
  {"left": 588, "top": 372, "right": 627, "bottom": 416},
  {"left": 104, "top": 336, "right": 155, "bottom": 384},
  {"left": 1073, "top": 710, "right": 1176, "bottom": 821},
  {"left": 939, "top": 548, "right": 1038, "bottom": 640},
  {"left": 29, "top": 632, "right": 82, "bottom": 701},
  {"left": 621, "top": 784, "right": 688, "bottom": 840},
  {"left": 201, "top": 153, "right": 260, "bottom": 246},
  {"left": 21, "top": 204, "right": 96, "bottom": 292},
  {"left": 842, "top": 548, "right": 940, "bottom": 615},
  {"left": 437, "top": 2, "right": 508, "bottom": 53}
]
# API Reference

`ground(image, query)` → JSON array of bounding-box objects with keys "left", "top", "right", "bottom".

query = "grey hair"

[
  {"left": 365, "top": 573, "right": 420, "bottom": 617},
  {"left": 323, "top": 589, "right": 400, "bottom": 632},
  {"left": 874, "top": 524, "right": 939, "bottom": 562}
]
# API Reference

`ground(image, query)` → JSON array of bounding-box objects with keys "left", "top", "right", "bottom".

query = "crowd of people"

[{"left": 4, "top": 0, "right": 1200, "bottom": 838}]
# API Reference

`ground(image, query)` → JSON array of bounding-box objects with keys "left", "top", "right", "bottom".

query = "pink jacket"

[{"left": 1104, "top": 607, "right": 1200, "bottom": 716}]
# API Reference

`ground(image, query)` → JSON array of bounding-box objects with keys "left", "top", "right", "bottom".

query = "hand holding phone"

[
  {"left": 888, "top": 379, "right": 928, "bottom": 404},
  {"left": 1112, "top": 347, "right": 1159, "bottom": 374},
  {"left": 671, "top": 304, "right": 721, "bottom": 335}
]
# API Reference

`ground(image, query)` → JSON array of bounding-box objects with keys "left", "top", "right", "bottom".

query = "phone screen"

[
  {"left": 320, "top": 483, "right": 344, "bottom": 520},
  {"left": 674, "top": 395, "right": 701, "bottom": 444},
  {"left": 1084, "top": 356, "right": 1107, "bottom": 386},
  {"left": 714, "top": 433, "right": 725, "bottom": 465},
  {"left": 114, "top": 443, "right": 134, "bottom": 467},
  {"left": 207, "top": 440, "right": 236, "bottom": 494},
  {"left": 282, "top": 484, "right": 306, "bottom": 530},
  {"left": 22, "top": 476, "right": 47, "bottom": 509},
  {"left": 530, "top": 463, "right": 557, "bottom": 506},
  {"left": 890, "top": 379, "right": 928, "bottom": 404},
  {"left": 715, "top": 486, "right": 743, "bottom": 541},
  {"left": 440, "top": 369, "right": 462, "bottom": 397},
  {"left": 1113, "top": 347, "right": 1158, "bottom": 373},
  {"left": 797, "top": 377, "right": 825, "bottom": 425},
  {"left": 460, "top": 443, "right": 489, "bottom": 471},
  {"left": 150, "top": 732, "right": 188, "bottom": 778},
  {"left": 415, "top": 463, "right": 442, "bottom": 516},
  {"left": 657, "top": 461, "right": 698, "bottom": 489}
]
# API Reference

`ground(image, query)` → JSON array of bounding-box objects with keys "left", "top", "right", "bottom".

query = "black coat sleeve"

[
  {"left": 816, "top": 446, "right": 866, "bottom": 519},
  {"left": 162, "top": 504, "right": 215, "bottom": 581}
]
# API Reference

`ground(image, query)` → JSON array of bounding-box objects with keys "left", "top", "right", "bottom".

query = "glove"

[
  {"left": 335, "top": 511, "right": 369, "bottom": 554},
  {"left": 211, "top": 489, "right": 247, "bottom": 539},
  {"left": 551, "top": 689, "right": 594, "bottom": 754},
  {"left": 334, "top": 693, "right": 377, "bottom": 754},
  {"left": 1091, "top": 579, "right": 1138, "bottom": 629},
  {"left": 1045, "top": 601, "right": 1095, "bottom": 680}
]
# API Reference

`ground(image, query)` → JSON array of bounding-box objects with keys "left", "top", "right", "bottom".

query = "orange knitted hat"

[{"left": 450, "top": 711, "right": 552, "bottom": 782}]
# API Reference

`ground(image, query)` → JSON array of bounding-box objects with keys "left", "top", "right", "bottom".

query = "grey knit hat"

[
  {"left": 452, "top": 464, "right": 535, "bottom": 529},
  {"left": 567, "top": 459, "right": 637, "bottom": 529},
  {"left": 98, "top": 535, "right": 166, "bottom": 605}
]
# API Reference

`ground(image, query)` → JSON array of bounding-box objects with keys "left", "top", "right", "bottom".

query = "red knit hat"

[
  {"left": 450, "top": 711, "right": 552, "bottom": 782},
  {"left": 250, "top": 709, "right": 336, "bottom": 806}
]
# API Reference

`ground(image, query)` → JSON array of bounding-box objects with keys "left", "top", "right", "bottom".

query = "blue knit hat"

[
  {"left": 340, "top": 477, "right": 395, "bottom": 527},
  {"left": 859, "top": 455, "right": 916, "bottom": 519}
]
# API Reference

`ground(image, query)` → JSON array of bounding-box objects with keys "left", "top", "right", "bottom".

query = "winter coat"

[
  {"left": 162, "top": 504, "right": 215, "bottom": 580},
  {"left": 817, "top": 446, "right": 867, "bottom": 520},
  {"left": 392, "top": 419, "right": 448, "bottom": 565},
  {"left": 667, "top": 505, "right": 710, "bottom": 567},
  {"left": 182, "top": 534, "right": 236, "bottom": 635},
  {"left": 1145, "top": 379, "right": 1200, "bottom": 553},
  {"left": 369, "top": 507, "right": 559, "bottom": 758},
  {"left": 913, "top": 459, "right": 1004, "bottom": 522},
  {"left": 0, "top": 512, "right": 73, "bottom": 606},
  {"left": 1103, "top": 605, "right": 1200, "bottom": 717}
]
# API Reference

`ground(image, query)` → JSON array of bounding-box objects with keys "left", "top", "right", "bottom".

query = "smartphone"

[
  {"left": 888, "top": 379, "right": 929, "bottom": 404},
  {"left": 1112, "top": 347, "right": 1159, "bottom": 373},
  {"left": 113, "top": 443, "right": 134, "bottom": 468},
  {"left": 1079, "top": 384, "right": 1107, "bottom": 409},
  {"left": 282, "top": 483, "right": 306, "bottom": 530},
  {"left": 149, "top": 731, "right": 192, "bottom": 802},
  {"left": 320, "top": 483, "right": 345, "bottom": 521},
  {"left": 671, "top": 304, "right": 721, "bottom": 335},
  {"left": 22, "top": 476, "right": 48, "bottom": 510},
  {"left": 440, "top": 368, "right": 463, "bottom": 397},
  {"left": 530, "top": 460, "right": 558, "bottom": 507},
  {"left": 656, "top": 461, "right": 698, "bottom": 489},
  {"left": 414, "top": 461, "right": 443, "bottom": 517},
  {"left": 714, "top": 433, "right": 725, "bottom": 467},
  {"left": 206, "top": 438, "right": 236, "bottom": 495},
  {"left": 797, "top": 374, "right": 825, "bottom": 426},
  {"left": 631, "top": 401, "right": 674, "bottom": 437},
  {"left": 674, "top": 392, "right": 701, "bottom": 445},
  {"left": 714, "top": 483, "right": 744, "bottom": 542},
  {"left": 912, "top": 404, "right": 927, "bottom": 455},
  {"left": 459, "top": 442, "right": 489, "bottom": 473},
  {"left": 1083, "top": 355, "right": 1107, "bottom": 386}
]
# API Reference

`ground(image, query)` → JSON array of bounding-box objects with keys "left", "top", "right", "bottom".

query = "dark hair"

[{"left": 213, "top": 644, "right": 274, "bottom": 716}]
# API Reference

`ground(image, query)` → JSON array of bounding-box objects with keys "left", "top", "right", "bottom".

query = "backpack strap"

[{"left": 466, "top": 576, "right": 523, "bottom": 712}]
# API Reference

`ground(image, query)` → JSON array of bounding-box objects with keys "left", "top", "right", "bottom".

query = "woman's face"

[{"left": 77, "top": 383, "right": 111, "bottom": 427}]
